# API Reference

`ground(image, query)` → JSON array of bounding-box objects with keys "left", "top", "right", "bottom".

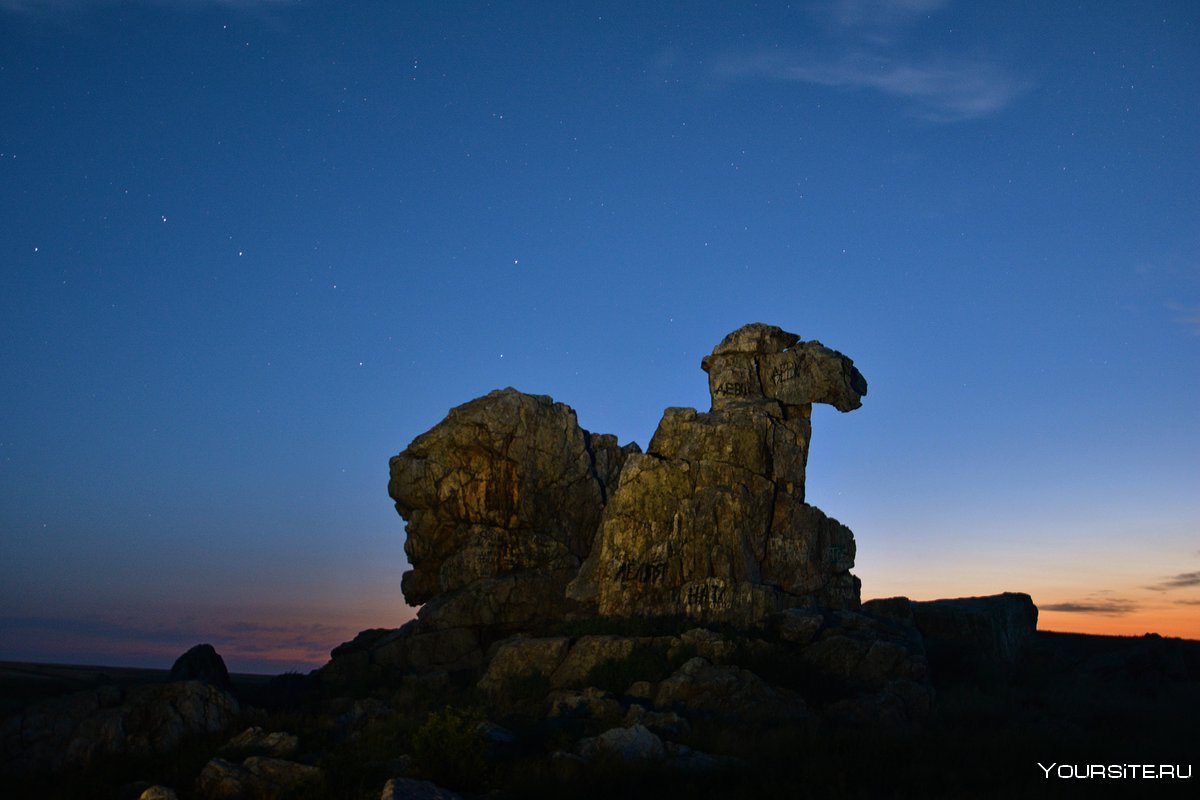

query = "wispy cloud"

[
  {"left": 822, "top": 0, "right": 950, "bottom": 41},
  {"left": 1168, "top": 303, "right": 1200, "bottom": 336},
  {"left": 717, "top": 50, "right": 1025, "bottom": 121},
  {"left": 715, "top": 0, "right": 1027, "bottom": 122},
  {"left": 1041, "top": 599, "right": 1139, "bottom": 615},
  {"left": 1151, "top": 571, "right": 1200, "bottom": 590}
]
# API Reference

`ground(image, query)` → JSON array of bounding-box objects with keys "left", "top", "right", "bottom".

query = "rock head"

[{"left": 701, "top": 322, "right": 866, "bottom": 412}]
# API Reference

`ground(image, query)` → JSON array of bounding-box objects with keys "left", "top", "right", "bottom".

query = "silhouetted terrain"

[{"left": 3, "top": 628, "right": 1197, "bottom": 799}]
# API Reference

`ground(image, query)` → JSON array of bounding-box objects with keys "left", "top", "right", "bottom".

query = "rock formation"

[
  {"left": 389, "top": 323, "right": 866, "bottom": 638},
  {"left": 567, "top": 322, "right": 866, "bottom": 624},
  {"left": 329, "top": 323, "right": 870, "bottom": 678}
]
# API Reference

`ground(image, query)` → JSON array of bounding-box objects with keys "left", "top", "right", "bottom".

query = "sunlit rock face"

[
  {"left": 567, "top": 323, "right": 866, "bottom": 624},
  {"left": 389, "top": 388, "right": 638, "bottom": 634}
]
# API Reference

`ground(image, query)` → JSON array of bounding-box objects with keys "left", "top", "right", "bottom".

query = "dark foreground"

[{"left": 3, "top": 629, "right": 1198, "bottom": 799}]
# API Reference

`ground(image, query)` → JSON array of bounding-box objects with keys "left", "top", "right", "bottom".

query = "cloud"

[
  {"left": 822, "top": 0, "right": 950, "bottom": 39},
  {"left": 715, "top": 0, "right": 1027, "bottom": 122},
  {"left": 1041, "top": 599, "right": 1139, "bottom": 615},
  {"left": 1168, "top": 303, "right": 1200, "bottom": 336},
  {"left": 1175, "top": 599, "right": 1200, "bottom": 606},
  {"left": 1154, "top": 571, "right": 1200, "bottom": 590},
  {"left": 717, "top": 49, "right": 1025, "bottom": 121}
]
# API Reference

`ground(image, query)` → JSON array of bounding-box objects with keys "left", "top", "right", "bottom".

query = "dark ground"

[
  {"left": 0, "top": 662, "right": 274, "bottom": 718},
  {"left": 3, "top": 630, "right": 1198, "bottom": 799}
]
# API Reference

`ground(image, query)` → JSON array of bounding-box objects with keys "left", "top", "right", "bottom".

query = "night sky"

[{"left": 2, "top": 0, "right": 1197, "bottom": 673}]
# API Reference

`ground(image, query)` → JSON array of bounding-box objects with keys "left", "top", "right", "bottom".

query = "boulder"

[
  {"left": 623, "top": 704, "right": 690, "bottom": 737},
  {"left": 797, "top": 610, "right": 930, "bottom": 690},
  {"left": 170, "top": 644, "right": 233, "bottom": 690},
  {"left": 380, "top": 777, "right": 464, "bottom": 800},
  {"left": 653, "top": 657, "right": 809, "bottom": 725},
  {"left": 196, "top": 756, "right": 323, "bottom": 800},
  {"left": 138, "top": 788, "right": 180, "bottom": 800},
  {"left": 575, "top": 723, "right": 666, "bottom": 763},
  {"left": 220, "top": 726, "right": 300, "bottom": 759},
  {"left": 477, "top": 635, "right": 570, "bottom": 695},
  {"left": 549, "top": 635, "right": 638, "bottom": 688},
  {"left": 773, "top": 607, "right": 825, "bottom": 645},
  {"left": 546, "top": 688, "right": 624, "bottom": 722}
]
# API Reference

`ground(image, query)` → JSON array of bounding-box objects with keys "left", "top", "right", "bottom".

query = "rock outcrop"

[
  {"left": 567, "top": 323, "right": 866, "bottom": 624},
  {"left": 863, "top": 592, "right": 1038, "bottom": 677},
  {"left": 170, "top": 643, "right": 233, "bottom": 690},
  {"left": 383, "top": 389, "right": 638, "bottom": 670}
]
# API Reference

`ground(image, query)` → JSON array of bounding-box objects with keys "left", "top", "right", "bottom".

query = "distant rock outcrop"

[
  {"left": 863, "top": 592, "right": 1039, "bottom": 677},
  {"left": 170, "top": 644, "right": 233, "bottom": 690}
]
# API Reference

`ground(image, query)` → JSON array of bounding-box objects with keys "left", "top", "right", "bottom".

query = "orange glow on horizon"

[{"left": 1038, "top": 606, "right": 1200, "bottom": 642}]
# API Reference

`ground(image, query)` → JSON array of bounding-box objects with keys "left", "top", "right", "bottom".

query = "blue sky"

[{"left": 1, "top": 0, "right": 1197, "bottom": 672}]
